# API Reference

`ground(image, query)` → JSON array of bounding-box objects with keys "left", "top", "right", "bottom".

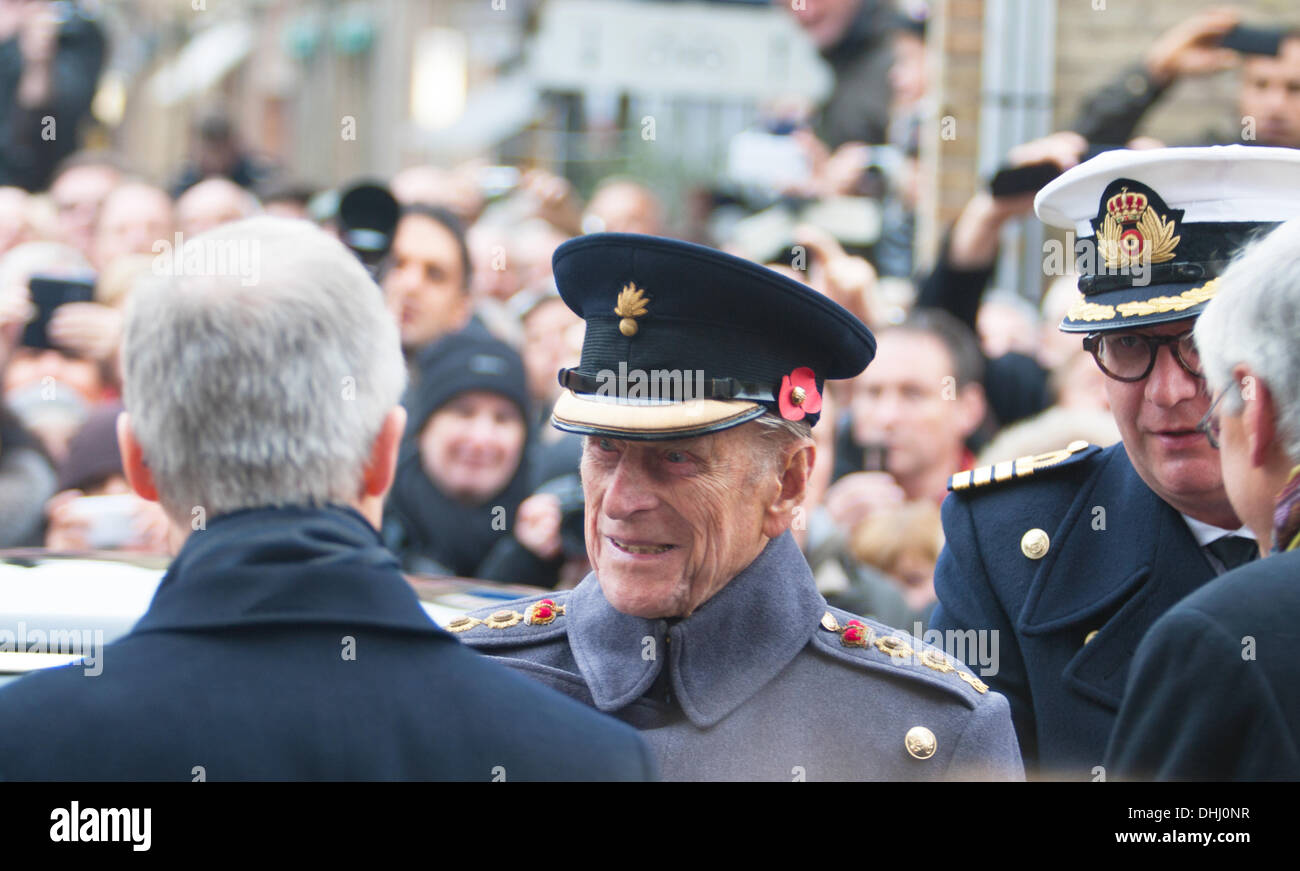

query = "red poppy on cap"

[{"left": 778, "top": 367, "right": 821, "bottom": 421}]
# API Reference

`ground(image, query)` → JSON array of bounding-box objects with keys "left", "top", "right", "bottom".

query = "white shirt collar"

[{"left": 1180, "top": 513, "right": 1256, "bottom": 547}]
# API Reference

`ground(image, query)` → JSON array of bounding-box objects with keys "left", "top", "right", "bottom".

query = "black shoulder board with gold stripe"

[{"left": 949, "top": 440, "right": 1096, "bottom": 492}]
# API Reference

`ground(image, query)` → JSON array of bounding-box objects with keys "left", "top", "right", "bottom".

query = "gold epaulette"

[
  {"left": 949, "top": 440, "right": 1093, "bottom": 492},
  {"left": 819, "top": 612, "right": 989, "bottom": 695},
  {"left": 446, "top": 598, "right": 566, "bottom": 633}
]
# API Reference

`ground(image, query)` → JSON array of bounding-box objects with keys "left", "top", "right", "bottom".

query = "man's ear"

[
  {"left": 762, "top": 441, "right": 815, "bottom": 539},
  {"left": 362, "top": 405, "right": 407, "bottom": 499},
  {"left": 116, "top": 412, "right": 159, "bottom": 503},
  {"left": 1236, "top": 366, "right": 1277, "bottom": 469}
]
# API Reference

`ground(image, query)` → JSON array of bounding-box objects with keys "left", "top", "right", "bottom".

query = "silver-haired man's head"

[
  {"left": 1194, "top": 218, "right": 1300, "bottom": 551},
  {"left": 118, "top": 217, "right": 407, "bottom": 539}
]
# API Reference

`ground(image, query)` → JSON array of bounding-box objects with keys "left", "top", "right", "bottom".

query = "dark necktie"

[{"left": 1206, "top": 535, "right": 1259, "bottom": 574}]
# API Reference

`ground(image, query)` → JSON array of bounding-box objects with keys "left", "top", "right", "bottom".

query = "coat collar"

[
  {"left": 566, "top": 531, "right": 825, "bottom": 727},
  {"left": 132, "top": 504, "right": 443, "bottom": 637}
]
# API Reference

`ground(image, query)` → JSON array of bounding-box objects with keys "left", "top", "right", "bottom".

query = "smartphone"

[
  {"left": 988, "top": 144, "right": 1113, "bottom": 197},
  {"left": 989, "top": 161, "right": 1064, "bottom": 198},
  {"left": 21, "top": 274, "right": 96, "bottom": 351},
  {"left": 1219, "top": 25, "right": 1283, "bottom": 57},
  {"left": 62, "top": 494, "right": 139, "bottom": 550}
]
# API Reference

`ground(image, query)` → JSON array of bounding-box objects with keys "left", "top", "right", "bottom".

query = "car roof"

[{"left": 0, "top": 549, "right": 548, "bottom": 683}]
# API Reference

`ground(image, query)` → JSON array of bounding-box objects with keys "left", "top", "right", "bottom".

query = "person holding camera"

[{"left": 1074, "top": 8, "right": 1300, "bottom": 149}]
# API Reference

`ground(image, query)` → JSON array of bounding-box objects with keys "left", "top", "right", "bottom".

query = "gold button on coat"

[
  {"left": 1021, "top": 528, "right": 1050, "bottom": 559},
  {"left": 1084, "top": 629, "right": 1099, "bottom": 645},
  {"left": 904, "top": 726, "right": 937, "bottom": 760}
]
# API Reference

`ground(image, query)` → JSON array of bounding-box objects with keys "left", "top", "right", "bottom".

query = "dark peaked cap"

[{"left": 551, "top": 233, "right": 876, "bottom": 440}]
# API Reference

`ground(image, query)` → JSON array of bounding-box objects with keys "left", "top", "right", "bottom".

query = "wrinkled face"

[
  {"left": 581, "top": 426, "right": 777, "bottom": 618},
  {"left": 1102, "top": 319, "right": 1227, "bottom": 518},
  {"left": 851, "top": 331, "right": 972, "bottom": 480},
  {"left": 1239, "top": 38, "right": 1300, "bottom": 149},
  {"left": 419, "top": 391, "right": 525, "bottom": 505},
  {"left": 383, "top": 215, "right": 468, "bottom": 351},
  {"left": 783, "top": 0, "right": 863, "bottom": 51}
]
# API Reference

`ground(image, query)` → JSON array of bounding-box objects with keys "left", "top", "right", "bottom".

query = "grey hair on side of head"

[
  {"left": 121, "top": 216, "right": 407, "bottom": 522},
  {"left": 747, "top": 412, "right": 814, "bottom": 475},
  {"left": 1195, "top": 218, "right": 1300, "bottom": 463}
]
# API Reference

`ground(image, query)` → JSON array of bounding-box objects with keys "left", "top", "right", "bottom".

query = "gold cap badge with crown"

[{"left": 1096, "top": 186, "right": 1179, "bottom": 270}]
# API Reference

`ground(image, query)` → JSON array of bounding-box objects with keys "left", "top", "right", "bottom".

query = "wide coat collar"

[
  {"left": 565, "top": 531, "right": 825, "bottom": 728},
  {"left": 132, "top": 504, "right": 443, "bottom": 637}
]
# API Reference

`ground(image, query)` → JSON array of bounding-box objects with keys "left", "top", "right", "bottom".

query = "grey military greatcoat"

[{"left": 457, "top": 531, "right": 1024, "bottom": 781}]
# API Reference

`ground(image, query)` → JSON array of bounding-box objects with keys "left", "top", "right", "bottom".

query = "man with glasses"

[
  {"left": 1106, "top": 218, "right": 1300, "bottom": 780},
  {"left": 930, "top": 146, "right": 1300, "bottom": 777}
]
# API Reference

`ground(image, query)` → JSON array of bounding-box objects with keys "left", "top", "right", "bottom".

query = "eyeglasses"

[
  {"left": 1196, "top": 383, "right": 1233, "bottom": 450},
  {"left": 1082, "top": 330, "right": 1203, "bottom": 383}
]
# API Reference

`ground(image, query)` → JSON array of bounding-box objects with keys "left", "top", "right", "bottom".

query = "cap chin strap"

[
  {"left": 557, "top": 368, "right": 776, "bottom": 403},
  {"left": 1078, "top": 260, "right": 1225, "bottom": 294}
]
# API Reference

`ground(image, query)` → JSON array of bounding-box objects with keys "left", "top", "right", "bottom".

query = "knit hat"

[{"left": 406, "top": 331, "right": 530, "bottom": 434}]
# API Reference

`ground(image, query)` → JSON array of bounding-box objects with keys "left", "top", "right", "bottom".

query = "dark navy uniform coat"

[
  {"left": 0, "top": 506, "right": 655, "bottom": 781},
  {"left": 931, "top": 441, "right": 1218, "bottom": 777},
  {"left": 1106, "top": 547, "right": 1300, "bottom": 781},
  {"left": 458, "top": 531, "right": 1024, "bottom": 781}
]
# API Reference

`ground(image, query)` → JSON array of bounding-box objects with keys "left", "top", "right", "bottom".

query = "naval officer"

[
  {"left": 455, "top": 232, "right": 1023, "bottom": 781},
  {"left": 930, "top": 145, "right": 1300, "bottom": 777}
]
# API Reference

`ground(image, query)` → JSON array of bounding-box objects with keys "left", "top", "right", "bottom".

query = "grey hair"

[
  {"left": 1195, "top": 218, "right": 1300, "bottom": 463},
  {"left": 746, "top": 412, "right": 814, "bottom": 476},
  {"left": 121, "top": 216, "right": 407, "bottom": 521}
]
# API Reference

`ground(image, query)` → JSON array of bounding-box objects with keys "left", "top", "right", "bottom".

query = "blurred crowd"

[{"left": 1, "top": 0, "right": 1297, "bottom": 631}]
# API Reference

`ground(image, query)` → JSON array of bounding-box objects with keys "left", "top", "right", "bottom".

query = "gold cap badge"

[
  {"left": 1097, "top": 186, "right": 1180, "bottom": 269},
  {"left": 615, "top": 283, "right": 649, "bottom": 336}
]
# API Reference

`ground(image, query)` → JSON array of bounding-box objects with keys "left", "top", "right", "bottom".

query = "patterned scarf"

[{"left": 1272, "top": 464, "right": 1300, "bottom": 554}]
